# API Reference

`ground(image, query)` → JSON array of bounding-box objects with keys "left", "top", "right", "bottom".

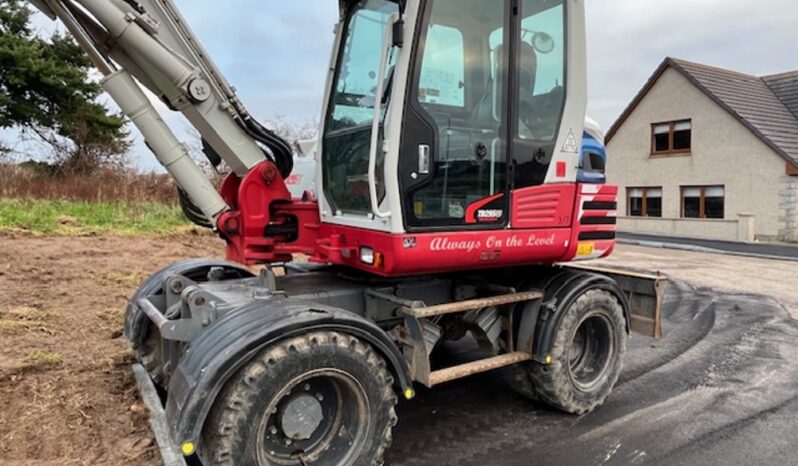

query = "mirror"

[{"left": 531, "top": 32, "right": 555, "bottom": 54}]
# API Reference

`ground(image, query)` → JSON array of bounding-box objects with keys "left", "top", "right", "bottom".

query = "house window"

[
  {"left": 628, "top": 187, "right": 663, "bottom": 217},
  {"left": 682, "top": 186, "right": 725, "bottom": 219},
  {"left": 652, "top": 120, "right": 691, "bottom": 155}
]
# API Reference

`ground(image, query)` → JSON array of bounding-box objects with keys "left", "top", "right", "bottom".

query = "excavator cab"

[
  {"left": 321, "top": 0, "right": 585, "bottom": 235},
  {"left": 283, "top": 0, "right": 610, "bottom": 276}
]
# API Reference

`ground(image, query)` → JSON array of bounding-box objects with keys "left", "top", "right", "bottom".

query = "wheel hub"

[
  {"left": 568, "top": 312, "right": 614, "bottom": 392},
  {"left": 279, "top": 393, "right": 324, "bottom": 441},
  {"left": 259, "top": 370, "right": 369, "bottom": 465}
]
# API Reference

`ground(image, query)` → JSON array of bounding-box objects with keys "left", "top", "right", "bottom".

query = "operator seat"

[{"left": 469, "top": 43, "right": 539, "bottom": 143}]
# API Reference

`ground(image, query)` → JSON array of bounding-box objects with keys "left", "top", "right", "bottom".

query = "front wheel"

[
  {"left": 201, "top": 331, "right": 398, "bottom": 466},
  {"left": 124, "top": 259, "right": 254, "bottom": 387},
  {"left": 518, "top": 289, "right": 627, "bottom": 414}
]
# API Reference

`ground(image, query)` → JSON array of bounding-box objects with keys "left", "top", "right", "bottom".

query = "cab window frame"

[{"left": 321, "top": 0, "right": 400, "bottom": 216}]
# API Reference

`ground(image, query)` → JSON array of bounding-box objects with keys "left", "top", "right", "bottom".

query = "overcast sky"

[{"left": 14, "top": 0, "right": 798, "bottom": 171}]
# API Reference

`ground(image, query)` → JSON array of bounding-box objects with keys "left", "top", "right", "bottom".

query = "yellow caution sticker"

[{"left": 576, "top": 242, "right": 595, "bottom": 257}]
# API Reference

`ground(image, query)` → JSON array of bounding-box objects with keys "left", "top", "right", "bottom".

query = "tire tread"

[{"left": 202, "top": 331, "right": 397, "bottom": 466}]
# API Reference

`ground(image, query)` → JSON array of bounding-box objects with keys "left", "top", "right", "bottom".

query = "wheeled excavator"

[{"left": 29, "top": 0, "right": 665, "bottom": 464}]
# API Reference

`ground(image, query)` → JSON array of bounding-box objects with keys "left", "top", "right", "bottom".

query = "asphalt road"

[
  {"left": 618, "top": 233, "right": 798, "bottom": 261},
  {"left": 385, "top": 281, "right": 798, "bottom": 465}
]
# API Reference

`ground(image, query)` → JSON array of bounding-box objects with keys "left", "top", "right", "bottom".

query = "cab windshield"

[{"left": 322, "top": 0, "right": 399, "bottom": 216}]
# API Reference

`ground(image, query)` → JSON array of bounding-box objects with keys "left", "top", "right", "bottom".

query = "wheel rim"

[
  {"left": 567, "top": 311, "right": 614, "bottom": 392},
  {"left": 256, "top": 369, "right": 370, "bottom": 465}
]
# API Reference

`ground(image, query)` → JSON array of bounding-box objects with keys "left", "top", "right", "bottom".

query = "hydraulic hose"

[
  {"left": 178, "top": 187, "right": 214, "bottom": 229},
  {"left": 240, "top": 118, "right": 294, "bottom": 179}
]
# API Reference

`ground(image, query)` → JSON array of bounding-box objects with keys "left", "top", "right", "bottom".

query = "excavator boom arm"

[{"left": 29, "top": 0, "right": 294, "bottom": 221}]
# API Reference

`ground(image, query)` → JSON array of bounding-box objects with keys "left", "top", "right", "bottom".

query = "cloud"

[
  {"left": 14, "top": 1, "right": 798, "bottom": 170},
  {"left": 586, "top": 0, "right": 798, "bottom": 130}
]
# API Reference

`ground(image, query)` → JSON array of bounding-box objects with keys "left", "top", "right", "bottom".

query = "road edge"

[{"left": 618, "top": 238, "right": 798, "bottom": 263}]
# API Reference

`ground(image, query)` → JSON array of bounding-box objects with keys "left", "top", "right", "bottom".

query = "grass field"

[{"left": 0, "top": 198, "right": 191, "bottom": 235}]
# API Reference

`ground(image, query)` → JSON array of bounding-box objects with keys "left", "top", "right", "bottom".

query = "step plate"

[
  {"left": 405, "top": 291, "right": 543, "bottom": 319},
  {"left": 427, "top": 352, "right": 532, "bottom": 387}
]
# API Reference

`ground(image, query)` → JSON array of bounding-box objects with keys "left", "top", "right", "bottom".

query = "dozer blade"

[{"left": 565, "top": 264, "right": 667, "bottom": 339}]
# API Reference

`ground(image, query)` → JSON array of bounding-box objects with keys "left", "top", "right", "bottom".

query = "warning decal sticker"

[{"left": 561, "top": 129, "right": 579, "bottom": 154}]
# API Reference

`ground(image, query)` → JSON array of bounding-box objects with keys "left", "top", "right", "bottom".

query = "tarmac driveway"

[{"left": 386, "top": 246, "right": 798, "bottom": 465}]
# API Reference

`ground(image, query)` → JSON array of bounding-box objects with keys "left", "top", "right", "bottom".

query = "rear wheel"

[
  {"left": 514, "top": 289, "right": 626, "bottom": 414},
  {"left": 201, "top": 331, "right": 398, "bottom": 466}
]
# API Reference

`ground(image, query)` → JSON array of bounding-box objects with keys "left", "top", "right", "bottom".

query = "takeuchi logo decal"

[
  {"left": 429, "top": 234, "right": 558, "bottom": 253},
  {"left": 477, "top": 209, "right": 503, "bottom": 222}
]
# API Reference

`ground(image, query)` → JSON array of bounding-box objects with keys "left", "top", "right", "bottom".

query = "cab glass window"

[
  {"left": 408, "top": 0, "right": 509, "bottom": 226},
  {"left": 418, "top": 25, "right": 465, "bottom": 108},
  {"left": 517, "top": 0, "right": 566, "bottom": 141},
  {"left": 322, "top": 0, "right": 399, "bottom": 215}
]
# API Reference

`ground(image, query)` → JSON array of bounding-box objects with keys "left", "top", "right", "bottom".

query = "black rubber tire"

[
  {"left": 200, "top": 331, "right": 398, "bottom": 466},
  {"left": 519, "top": 289, "right": 627, "bottom": 414},
  {"left": 123, "top": 259, "right": 254, "bottom": 387}
]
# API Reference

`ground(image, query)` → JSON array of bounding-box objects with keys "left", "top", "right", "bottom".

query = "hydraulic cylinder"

[{"left": 103, "top": 70, "right": 229, "bottom": 221}]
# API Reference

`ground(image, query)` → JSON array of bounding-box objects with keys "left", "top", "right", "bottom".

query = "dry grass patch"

[
  {"left": 102, "top": 270, "right": 149, "bottom": 288},
  {"left": 0, "top": 306, "right": 54, "bottom": 336},
  {"left": 26, "top": 350, "right": 63, "bottom": 366},
  {"left": 2, "top": 306, "right": 51, "bottom": 321},
  {"left": 97, "top": 308, "right": 126, "bottom": 333}
]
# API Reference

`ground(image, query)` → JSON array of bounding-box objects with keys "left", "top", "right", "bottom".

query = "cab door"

[
  {"left": 399, "top": 0, "right": 511, "bottom": 231},
  {"left": 399, "top": 0, "right": 570, "bottom": 232}
]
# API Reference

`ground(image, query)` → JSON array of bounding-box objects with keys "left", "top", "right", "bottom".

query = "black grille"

[
  {"left": 583, "top": 201, "right": 617, "bottom": 210},
  {"left": 578, "top": 231, "right": 616, "bottom": 241}
]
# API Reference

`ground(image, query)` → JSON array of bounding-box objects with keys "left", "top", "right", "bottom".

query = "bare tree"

[{"left": 263, "top": 115, "right": 319, "bottom": 143}]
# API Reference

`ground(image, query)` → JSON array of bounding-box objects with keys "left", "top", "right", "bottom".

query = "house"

[{"left": 606, "top": 58, "right": 798, "bottom": 243}]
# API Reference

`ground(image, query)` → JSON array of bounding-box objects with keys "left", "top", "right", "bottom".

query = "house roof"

[
  {"left": 763, "top": 71, "right": 798, "bottom": 120},
  {"left": 606, "top": 57, "right": 798, "bottom": 168}
]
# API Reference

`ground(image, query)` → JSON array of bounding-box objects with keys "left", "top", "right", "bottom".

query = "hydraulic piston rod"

[
  {"left": 70, "top": 0, "right": 268, "bottom": 175},
  {"left": 32, "top": 0, "right": 231, "bottom": 222},
  {"left": 74, "top": 0, "right": 196, "bottom": 91},
  {"left": 103, "top": 70, "right": 229, "bottom": 221},
  {"left": 32, "top": 0, "right": 295, "bottom": 190}
]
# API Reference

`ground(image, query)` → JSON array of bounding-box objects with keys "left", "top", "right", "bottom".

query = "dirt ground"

[
  {"left": 0, "top": 232, "right": 225, "bottom": 466},
  {"left": 0, "top": 234, "right": 796, "bottom": 465}
]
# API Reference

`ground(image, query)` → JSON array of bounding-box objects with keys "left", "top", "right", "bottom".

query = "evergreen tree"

[{"left": 0, "top": 0, "right": 129, "bottom": 173}]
